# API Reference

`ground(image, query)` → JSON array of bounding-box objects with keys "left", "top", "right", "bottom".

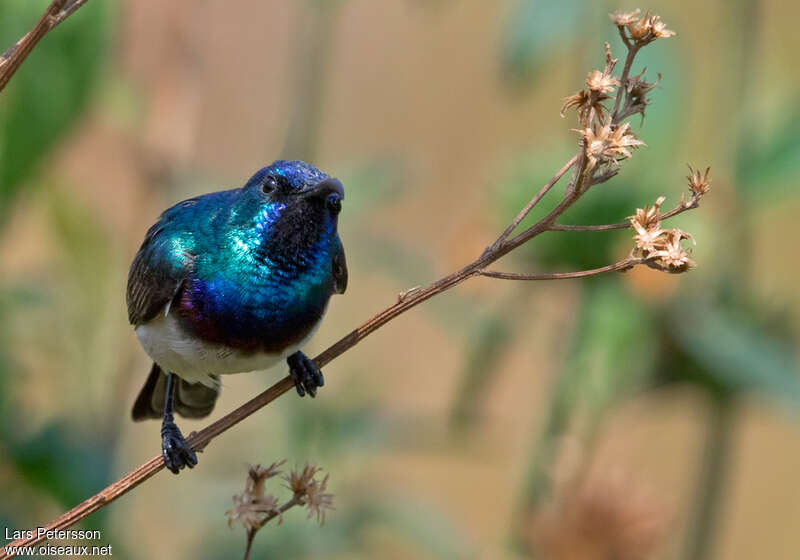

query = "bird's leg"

[
  {"left": 161, "top": 372, "right": 198, "bottom": 474},
  {"left": 287, "top": 351, "right": 324, "bottom": 398}
]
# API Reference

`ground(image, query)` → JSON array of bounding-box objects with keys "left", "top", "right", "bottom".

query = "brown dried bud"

[
  {"left": 561, "top": 89, "right": 611, "bottom": 123},
  {"left": 686, "top": 165, "right": 711, "bottom": 197},
  {"left": 226, "top": 492, "right": 281, "bottom": 530},
  {"left": 285, "top": 463, "right": 323, "bottom": 497},
  {"left": 586, "top": 70, "right": 620, "bottom": 94},
  {"left": 579, "top": 121, "right": 645, "bottom": 172},
  {"left": 619, "top": 11, "right": 675, "bottom": 44},
  {"left": 304, "top": 474, "right": 335, "bottom": 526},
  {"left": 609, "top": 9, "right": 641, "bottom": 27}
]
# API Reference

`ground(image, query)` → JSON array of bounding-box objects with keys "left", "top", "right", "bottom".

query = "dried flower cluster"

[
  {"left": 610, "top": 9, "right": 676, "bottom": 46},
  {"left": 226, "top": 461, "right": 285, "bottom": 530},
  {"left": 628, "top": 168, "right": 712, "bottom": 274},
  {"left": 286, "top": 463, "right": 335, "bottom": 525},
  {"left": 226, "top": 460, "right": 335, "bottom": 557},
  {"left": 561, "top": 11, "right": 676, "bottom": 186},
  {"left": 559, "top": 9, "right": 705, "bottom": 276},
  {"left": 562, "top": 44, "right": 619, "bottom": 124},
  {"left": 579, "top": 121, "right": 645, "bottom": 173},
  {"left": 687, "top": 165, "right": 711, "bottom": 197}
]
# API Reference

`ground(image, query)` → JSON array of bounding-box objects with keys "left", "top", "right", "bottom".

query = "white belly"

[{"left": 135, "top": 311, "right": 319, "bottom": 387}]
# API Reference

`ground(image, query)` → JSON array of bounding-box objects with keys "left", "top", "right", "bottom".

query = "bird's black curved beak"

[{"left": 306, "top": 177, "right": 344, "bottom": 200}]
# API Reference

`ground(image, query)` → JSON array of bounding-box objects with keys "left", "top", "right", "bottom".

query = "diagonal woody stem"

[
  {"left": 479, "top": 257, "right": 644, "bottom": 280},
  {"left": 0, "top": 0, "right": 91, "bottom": 93},
  {"left": 487, "top": 155, "right": 578, "bottom": 252}
]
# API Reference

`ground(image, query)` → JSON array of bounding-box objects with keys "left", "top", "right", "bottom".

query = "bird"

[{"left": 126, "top": 160, "right": 347, "bottom": 474}]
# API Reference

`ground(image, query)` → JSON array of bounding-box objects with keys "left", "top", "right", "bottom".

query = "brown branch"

[
  {"left": 243, "top": 496, "right": 303, "bottom": 559},
  {"left": 479, "top": 257, "right": 644, "bottom": 280},
  {"left": 611, "top": 44, "right": 640, "bottom": 121},
  {"left": 0, "top": 0, "right": 90, "bottom": 93},
  {"left": 549, "top": 195, "right": 700, "bottom": 232},
  {"left": 487, "top": 155, "right": 578, "bottom": 253}
]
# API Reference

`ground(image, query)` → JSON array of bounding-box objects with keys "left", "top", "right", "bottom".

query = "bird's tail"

[{"left": 131, "top": 363, "right": 220, "bottom": 421}]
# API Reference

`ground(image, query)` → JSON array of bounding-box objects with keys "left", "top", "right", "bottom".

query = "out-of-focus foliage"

[
  {"left": 657, "top": 304, "right": 800, "bottom": 404},
  {"left": 737, "top": 109, "right": 800, "bottom": 200},
  {"left": 0, "top": 0, "right": 111, "bottom": 545},
  {"left": 449, "top": 310, "right": 514, "bottom": 432},
  {"left": 0, "top": 1, "right": 107, "bottom": 224},
  {"left": 502, "top": 0, "right": 583, "bottom": 84}
]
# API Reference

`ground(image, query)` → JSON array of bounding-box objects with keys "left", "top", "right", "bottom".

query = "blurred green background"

[{"left": 0, "top": 1, "right": 798, "bottom": 558}]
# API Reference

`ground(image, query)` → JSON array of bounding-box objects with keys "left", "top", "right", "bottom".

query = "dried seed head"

[
  {"left": 226, "top": 492, "right": 281, "bottom": 530},
  {"left": 304, "top": 474, "right": 335, "bottom": 526},
  {"left": 618, "top": 11, "right": 675, "bottom": 44},
  {"left": 247, "top": 460, "right": 285, "bottom": 497},
  {"left": 562, "top": 89, "right": 590, "bottom": 117},
  {"left": 650, "top": 16, "right": 677, "bottom": 39},
  {"left": 586, "top": 70, "right": 620, "bottom": 94},
  {"left": 561, "top": 89, "right": 611, "bottom": 123},
  {"left": 629, "top": 197, "right": 697, "bottom": 273},
  {"left": 285, "top": 463, "right": 323, "bottom": 498},
  {"left": 611, "top": 10, "right": 675, "bottom": 45},
  {"left": 687, "top": 165, "right": 711, "bottom": 197},
  {"left": 579, "top": 121, "right": 645, "bottom": 172},
  {"left": 609, "top": 9, "right": 641, "bottom": 27},
  {"left": 627, "top": 10, "right": 649, "bottom": 40},
  {"left": 630, "top": 196, "right": 665, "bottom": 233},
  {"left": 625, "top": 68, "right": 661, "bottom": 120},
  {"left": 649, "top": 229, "right": 696, "bottom": 273}
]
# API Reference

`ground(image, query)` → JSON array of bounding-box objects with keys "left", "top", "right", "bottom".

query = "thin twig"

[
  {"left": 611, "top": 44, "right": 640, "bottom": 120},
  {"left": 549, "top": 196, "right": 699, "bottom": 232},
  {"left": 487, "top": 155, "right": 578, "bottom": 253},
  {"left": 0, "top": 0, "right": 90, "bottom": 93},
  {"left": 243, "top": 529, "right": 255, "bottom": 560},
  {"left": 242, "top": 496, "right": 302, "bottom": 559},
  {"left": 479, "top": 257, "right": 644, "bottom": 280}
]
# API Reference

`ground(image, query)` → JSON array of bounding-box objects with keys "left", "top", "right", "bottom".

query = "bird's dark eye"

[
  {"left": 262, "top": 175, "right": 279, "bottom": 194},
  {"left": 327, "top": 193, "right": 342, "bottom": 215}
]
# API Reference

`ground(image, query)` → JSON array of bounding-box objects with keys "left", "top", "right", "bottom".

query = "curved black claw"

[
  {"left": 287, "top": 351, "right": 324, "bottom": 398},
  {"left": 161, "top": 421, "right": 198, "bottom": 474}
]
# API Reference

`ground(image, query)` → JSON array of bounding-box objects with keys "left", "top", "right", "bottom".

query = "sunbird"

[{"left": 126, "top": 161, "right": 347, "bottom": 473}]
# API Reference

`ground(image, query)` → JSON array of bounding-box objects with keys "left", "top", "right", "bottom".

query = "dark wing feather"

[
  {"left": 332, "top": 234, "right": 348, "bottom": 294},
  {"left": 126, "top": 220, "right": 192, "bottom": 325}
]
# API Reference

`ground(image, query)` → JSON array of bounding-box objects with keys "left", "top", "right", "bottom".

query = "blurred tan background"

[{"left": 1, "top": 1, "right": 798, "bottom": 558}]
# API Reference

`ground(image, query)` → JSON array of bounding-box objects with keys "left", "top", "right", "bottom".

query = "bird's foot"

[
  {"left": 161, "top": 419, "right": 198, "bottom": 474},
  {"left": 287, "top": 351, "right": 324, "bottom": 398}
]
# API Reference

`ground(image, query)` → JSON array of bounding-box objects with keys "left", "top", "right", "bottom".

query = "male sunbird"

[{"left": 126, "top": 161, "right": 347, "bottom": 473}]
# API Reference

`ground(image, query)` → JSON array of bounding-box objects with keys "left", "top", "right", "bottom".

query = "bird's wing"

[
  {"left": 126, "top": 215, "right": 195, "bottom": 326},
  {"left": 332, "top": 234, "right": 348, "bottom": 294}
]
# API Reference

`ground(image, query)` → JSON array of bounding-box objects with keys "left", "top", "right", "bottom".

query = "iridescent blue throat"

[{"left": 153, "top": 188, "right": 338, "bottom": 352}]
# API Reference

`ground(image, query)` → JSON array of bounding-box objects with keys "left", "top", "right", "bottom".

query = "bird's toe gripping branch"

[
  {"left": 161, "top": 421, "right": 198, "bottom": 474},
  {"left": 159, "top": 371, "right": 198, "bottom": 474},
  {"left": 287, "top": 351, "right": 324, "bottom": 398}
]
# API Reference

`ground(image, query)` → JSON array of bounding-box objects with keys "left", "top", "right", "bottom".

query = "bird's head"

[
  {"left": 227, "top": 161, "right": 344, "bottom": 275},
  {"left": 238, "top": 160, "right": 343, "bottom": 227}
]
